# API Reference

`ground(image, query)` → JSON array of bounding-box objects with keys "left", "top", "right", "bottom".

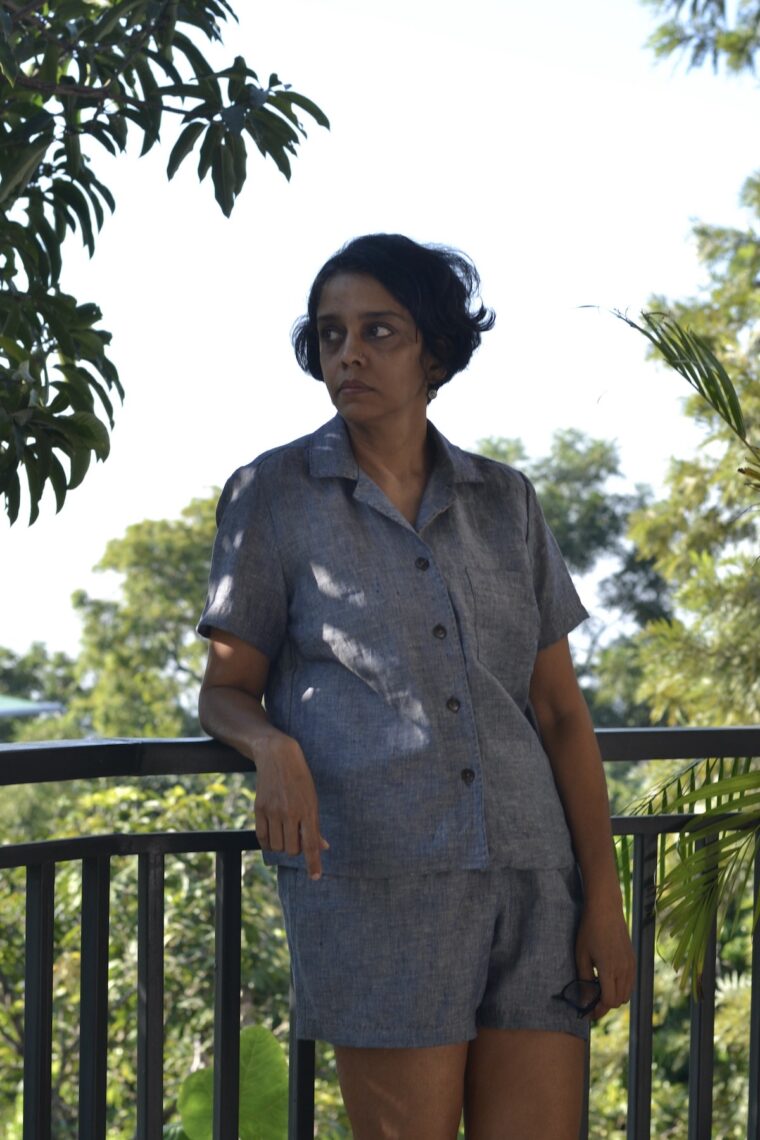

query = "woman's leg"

[
  {"left": 464, "top": 1027, "right": 585, "bottom": 1140},
  {"left": 334, "top": 1042, "right": 469, "bottom": 1140}
]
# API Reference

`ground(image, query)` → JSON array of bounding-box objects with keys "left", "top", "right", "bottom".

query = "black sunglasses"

[{"left": 552, "top": 977, "right": 602, "bottom": 1019}]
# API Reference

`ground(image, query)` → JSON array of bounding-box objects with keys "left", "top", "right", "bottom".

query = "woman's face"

[{"left": 316, "top": 273, "right": 439, "bottom": 425}]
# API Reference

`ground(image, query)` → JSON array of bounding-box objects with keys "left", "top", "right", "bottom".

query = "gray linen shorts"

[{"left": 277, "top": 863, "right": 589, "bottom": 1048}]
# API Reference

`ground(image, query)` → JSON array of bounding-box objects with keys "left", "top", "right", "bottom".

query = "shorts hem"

[
  {"left": 476, "top": 1013, "right": 590, "bottom": 1042},
  {"left": 296, "top": 1020, "right": 478, "bottom": 1049}
]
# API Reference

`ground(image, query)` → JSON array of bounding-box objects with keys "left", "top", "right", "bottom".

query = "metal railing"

[{"left": 0, "top": 727, "right": 758, "bottom": 1139}]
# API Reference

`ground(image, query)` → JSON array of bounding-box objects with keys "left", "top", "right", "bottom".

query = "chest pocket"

[{"left": 465, "top": 566, "right": 540, "bottom": 689}]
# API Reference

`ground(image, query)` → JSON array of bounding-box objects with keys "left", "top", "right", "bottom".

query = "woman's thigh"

[
  {"left": 334, "top": 1042, "right": 468, "bottom": 1140},
  {"left": 464, "top": 1026, "right": 586, "bottom": 1140}
]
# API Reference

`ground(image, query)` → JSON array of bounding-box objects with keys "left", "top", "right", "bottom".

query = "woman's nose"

[{"left": 340, "top": 331, "right": 365, "bottom": 366}]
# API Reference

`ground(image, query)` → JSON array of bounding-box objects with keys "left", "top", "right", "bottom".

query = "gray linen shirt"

[{"left": 198, "top": 414, "right": 589, "bottom": 876}]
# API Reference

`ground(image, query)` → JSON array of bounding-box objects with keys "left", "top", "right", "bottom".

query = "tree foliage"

[
  {"left": 478, "top": 429, "right": 672, "bottom": 727},
  {"left": 0, "top": 0, "right": 328, "bottom": 525},
  {"left": 626, "top": 179, "right": 760, "bottom": 726},
  {"left": 1, "top": 494, "right": 217, "bottom": 741},
  {"left": 0, "top": 775, "right": 293, "bottom": 1138},
  {"left": 645, "top": 0, "right": 760, "bottom": 73}
]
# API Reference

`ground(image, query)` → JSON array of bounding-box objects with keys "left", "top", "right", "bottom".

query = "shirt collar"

[{"left": 308, "top": 414, "right": 484, "bottom": 485}]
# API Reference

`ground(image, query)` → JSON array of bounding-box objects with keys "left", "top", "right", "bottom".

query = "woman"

[{"left": 198, "top": 234, "right": 635, "bottom": 1139}]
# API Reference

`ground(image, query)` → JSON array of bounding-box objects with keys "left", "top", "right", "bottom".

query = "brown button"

[
  {"left": 415, "top": 557, "right": 430, "bottom": 570},
  {"left": 461, "top": 768, "right": 476, "bottom": 785},
  {"left": 446, "top": 696, "right": 461, "bottom": 713},
  {"left": 433, "top": 624, "right": 447, "bottom": 639}
]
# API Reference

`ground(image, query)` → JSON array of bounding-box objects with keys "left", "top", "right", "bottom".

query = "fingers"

[
  {"left": 254, "top": 804, "right": 329, "bottom": 881},
  {"left": 300, "top": 820, "right": 325, "bottom": 881}
]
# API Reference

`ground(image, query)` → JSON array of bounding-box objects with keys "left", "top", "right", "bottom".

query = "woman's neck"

[
  {"left": 346, "top": 415, "right": 431, "bottom": 484},
  {"left": 344, "top": 413, "right": 433, "bottom": 525}
]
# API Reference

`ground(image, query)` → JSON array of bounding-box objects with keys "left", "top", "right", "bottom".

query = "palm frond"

[
  {"left": 630, "top": 756, "right": 760, "bottom": 992},
  {"left": 612, "top": 309, "right": 760, "bottom": 492}
]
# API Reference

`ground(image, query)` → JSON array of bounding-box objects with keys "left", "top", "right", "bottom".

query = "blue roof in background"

[{"left": 0, "top": 694, "right": 63, "bottom": 719}]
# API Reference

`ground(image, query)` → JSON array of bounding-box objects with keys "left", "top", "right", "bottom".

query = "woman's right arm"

[{"left": 199, "top": 628, "right": 327, "bottom": 879}]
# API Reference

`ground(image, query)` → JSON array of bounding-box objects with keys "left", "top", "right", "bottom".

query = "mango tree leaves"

[{"left": 0, "top": 0, "right": 328, "bottom": 524}]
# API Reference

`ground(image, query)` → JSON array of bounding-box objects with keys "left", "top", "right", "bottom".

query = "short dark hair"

[{"left": 291, "top": 233, "right": 495, "bottom": 388}]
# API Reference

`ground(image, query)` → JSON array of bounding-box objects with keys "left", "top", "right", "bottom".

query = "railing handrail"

[
  {"left": 1, "top": 728, "right": 758, "bottom": 1139},
  {"left": 0, "top": 725, "right": 758, "bottom": 786}
]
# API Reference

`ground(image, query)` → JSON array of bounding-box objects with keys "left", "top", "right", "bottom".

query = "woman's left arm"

[{"left": 529, "top": 636, "right": 636, "bottom": 1020}]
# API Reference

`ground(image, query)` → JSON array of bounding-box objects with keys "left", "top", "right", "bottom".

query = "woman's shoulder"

[{"left": 223, "top": 419, "right": 339, "bottom": 493}]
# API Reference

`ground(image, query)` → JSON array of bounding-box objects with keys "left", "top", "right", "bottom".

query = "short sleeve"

[
  {"left": 197, "top": 462, "right": 288, "bottom": 659},
  {"left": 522, "top": 475, "right": 589, "bottom": 649}
]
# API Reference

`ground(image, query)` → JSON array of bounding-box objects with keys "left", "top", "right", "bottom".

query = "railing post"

[
  {"left": 288, "top": 980, "right": 315, "bottom": 1140},
  {"left": 688, "top": 836, "right": 717, "bottom": 1140},
  {"left": 23, "top": 861, "right": 55, "bottom": 1140},
  {"left": 214, "top": 849, "right": 242, "bottom": 1140},
  {"left": 627, "top": 831, "right": 657, "bottom": 1140},
  {"left": 79, "top": 855, "right": 111, "bottom": 1140},
  {"left": 747, "top": 837, "right": 760, "bottom": 1140},
  {"left": 137, "top": 850, "right": 165, "bottom": 1140}
]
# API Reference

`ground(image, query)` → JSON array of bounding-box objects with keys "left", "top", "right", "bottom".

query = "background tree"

[
  {"left": 625, "top": 193, "right": 760, "bottom": 727},
  {"left": 646, "top": 0, "right": 760, "bottom": 73},
  {"left": 0, "top": 641, "right": 80, "bottom": 741},
  {"left": 0, "top": 0, "right": 328, "bottom": 525},
  {"left": 584, "top": 0, "right": 760, "bottom": 997},
  {"left": 478, "top": 429, "right": 671, "bottom": 731},
  {"left": 2, "top": 493, "right": 217, "bottom": 740}
]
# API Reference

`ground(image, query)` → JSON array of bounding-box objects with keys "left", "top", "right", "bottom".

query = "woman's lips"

[{"left": 339, "top": 380, "right": 371, "bottom": 394}]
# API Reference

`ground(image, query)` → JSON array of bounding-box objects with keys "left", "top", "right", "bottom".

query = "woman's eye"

[
  {"left": 368, "top": 324, "right": 392, "bottom": 339},
  {"left": 319, "top": 327, "right": 341, "bottom": 344}
]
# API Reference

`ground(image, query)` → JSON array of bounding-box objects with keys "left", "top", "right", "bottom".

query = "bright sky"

[{"left": 3, "top": 0, "right": 758, "bottom": 657}]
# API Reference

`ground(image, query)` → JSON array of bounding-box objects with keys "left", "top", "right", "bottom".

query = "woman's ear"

[{"left": 424, "top": 354, "right": 446, "bottom": 384}]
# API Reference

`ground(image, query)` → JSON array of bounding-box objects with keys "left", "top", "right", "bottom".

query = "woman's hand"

[
  {"left": 529, "top": 638, "right": 636, "bottom": 1019},
  {"left": 199, "top": 628, "right": 329, "bottom": 880},
  {"left": 575, "top": 893, "right": 636, "bottom": 1020},
  {"left": 253, "top": 735, "right": 329, "bottom": 880}
]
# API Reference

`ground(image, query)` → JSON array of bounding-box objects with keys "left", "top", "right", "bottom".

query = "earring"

[{"left": 427, "top": 385, "right": 438, "bottom": 403}]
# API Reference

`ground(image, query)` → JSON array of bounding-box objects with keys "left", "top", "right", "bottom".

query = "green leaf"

[
  {"left": 0, "top": 139, "right": 51, "bottom": 207},
  {"left": 48, "top": 452, "right": 68, "bottom": 512},
  {"left": 81, "top": 121, "right": 118, "bottom": 156},
  {"left": 0, "top": 28, "right": 19, "bottom": 85},
  {"left": 283, "top": 90, "right": 330, "bottom": 129},
  {"left": 67, "top": 444, "right": 91, "bottom": 490},
  {"left": 3, "top": 467, "right": 21, "bottom": 524},
  {"left": 23, "top": 453, "right": 43, "bottom": 525},
  {"left": 238, "top": 1026, "right": 288, "bottom": 1140},
  {"left": 89, "top": 0, "right": 144, "bottom": 41},
  {"left": 51, "top": 180, "right": 96, "bottom": 255},
  {"left": 197, "top": 122, "right": 224, "bottom": 182},
  {"left": 178, "top": 1069, "right": 213, "bottom": 1140},
  {"left": 178, "top": 1026, "right": 288, "bottom": 1140},
  {"left": 211, "top": 141, "right": 235, "bottom": 216},
  {"left": 58, "top": 412, "right": 111, "bottom": 459},
  {"left": 0, "top": 335, "right": 26, "bottom": 365},
  {"left": 171, "top": 32, "right": 220, "bottom": 102},
  {"left": 167, "top": 121, "right": 205, "bottom": 180},
  {"left": 229, "top": 132, "right": 246, "bottom": 195},
  {"left": 107, "top": 113, "right": 128, "bottom": 151}
]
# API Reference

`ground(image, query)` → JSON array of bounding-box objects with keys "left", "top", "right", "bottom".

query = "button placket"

[{"left": 408, "top": 542, "right": 484, "bottom": 836}]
